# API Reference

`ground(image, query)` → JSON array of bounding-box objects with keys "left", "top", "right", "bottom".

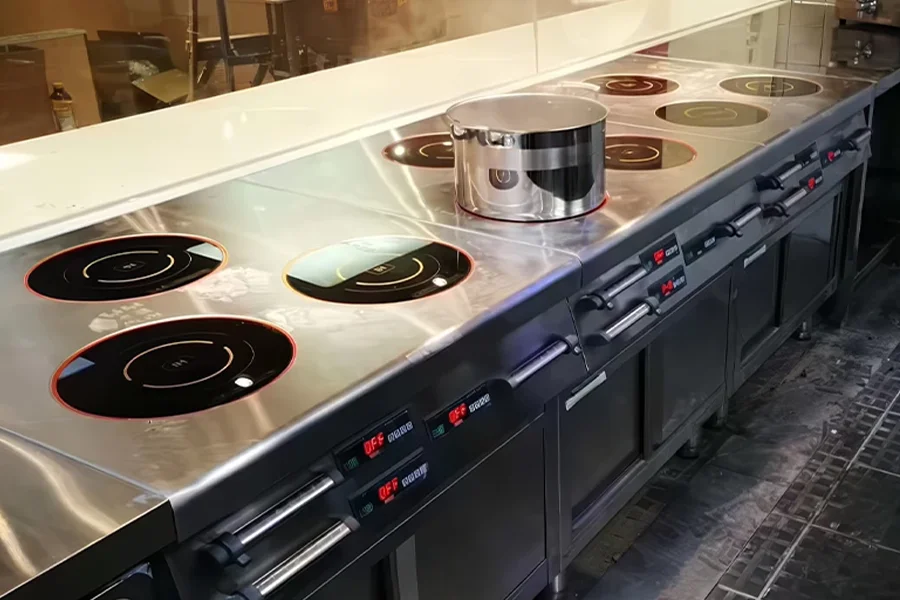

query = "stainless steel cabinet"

[
  {"left": 782, "top": 195, "right": 838, "bottom": 322},
  {"left": 415, "top": 421, "right": 546, "bottom": 600},
  {"left": 729, "top": 191, "right": 841, "bottom": 392},
  {"left": 647, "top": 270, "right": 731, "bottom": 450},
  {"left": 553, "top": 271, "right": 732, "bottom": 571},
  {"left": 734, "top": 241, "right": 782, "bottom": 363},
  {"left": 562, "top": 357, "right": 642, "bottom": 520}
]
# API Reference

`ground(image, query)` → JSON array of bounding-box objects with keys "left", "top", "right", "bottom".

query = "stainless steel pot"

[{"left": 444, "top": 91, "right": 608, "bottom": 222}]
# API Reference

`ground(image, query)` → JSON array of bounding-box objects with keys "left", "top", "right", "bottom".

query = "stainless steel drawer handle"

[
  {"left": 587, "top": 265, "right": 650, "bottom": 309},
  {"left": 565, "top": 370, "right": 607, "bottom": 411},
  {"left": 507, "top": 335, "right": 579, "bottom": 389},
  {"left": 765, "top": 187, "right": 809, "bottom": 218},
  {"left": 764, "top": 161, "right": 803, "bottom": 190},
  {"left": 230, "top": 522, "right": 352, "bottom": 600},
  {"left": 781, "top": 187, "right": 810, "bottom": 212},
  {"left": 204, "top": 475, "right": 336, "bottom": 568},
  {"left": 598, "top": 297, "right": 660, "bottom": 343},
  {"left": 731, "top": 204, "right": 763, "bottom": 230},
  {"left": 718, "top": 204, "right": 763, "bottom": 238},
  {"left": 844, "top": 128, "right": 872, "bottom": 151}
]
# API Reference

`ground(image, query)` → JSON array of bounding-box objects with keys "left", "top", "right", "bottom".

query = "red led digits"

[
  {"left": 363, "top": 432, "right": 385, "bottom": 458},
  {"left": 448, "top": 402, "right": 468, "bottom": 426},
  {"left": 653, "top": 249, "right": 665, "bottom": 265},
  {"left": 808, "top": 177, "right": 816, "bottom": 190},
  {"left": 660, "top": 280, "right": 675, "bottom": 296},
  {"left": 378, "top": 477, "right": 400, "bottom": 503}
]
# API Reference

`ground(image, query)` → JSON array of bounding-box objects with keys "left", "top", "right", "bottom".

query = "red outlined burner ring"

[
  {"left": 25, "top": 233, "right": 228, "bottom": 303},
  {"left": 51, "top": 315, "right": 295, "bottom": 420}
]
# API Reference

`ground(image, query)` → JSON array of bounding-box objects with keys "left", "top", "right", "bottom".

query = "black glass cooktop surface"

[
  {"left": 383, "top": 133, "right": 455, "bottom": 168},
  {"left": 585, "top": 74, "right": 679, "bottom": 96},
  {"left": 719, "top": 75, "right": 822, "bottom": 98},
  {"left": 53, "top": 317, "right": 294, "bottom": 419},
  {"left": 27, "top": 234, "right": 226, "bottom": 302},
  {"left": 285, "top": 236, "right": 471, "bottom": 304},
  {"left": 605, "top": 135, "right": 696, "bottom": 170},
  {"left": 655, "top": 101, "right": 770, "bottom": 127}
]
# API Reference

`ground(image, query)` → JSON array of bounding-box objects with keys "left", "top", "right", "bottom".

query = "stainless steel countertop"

[
  {"left": 0, "top": 181, "right": 578, "bottom": 509},
  {"left": 247, "top": 119, "right": 759, "bottom": 273},
  {"left": 0, "top": 428, "right": 170, "bottom": 598}
]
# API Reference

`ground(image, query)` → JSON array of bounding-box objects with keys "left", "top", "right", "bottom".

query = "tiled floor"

[{"left": 554, "top": 265, "right": 900, "bottom": 600}]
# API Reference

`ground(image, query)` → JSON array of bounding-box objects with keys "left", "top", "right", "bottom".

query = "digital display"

[
  {"left": 684, "top": 230, "right": 718, "bottom": 265},
  {"left": 649, "top": 267, "right": 687, "bottom": 302},
  {"left": 350, "top": 455, "right": 429, "bottom": 519},
  {"left": 335, "top": 411, "right": 415, "bottom": 473},
  {"left": 427, "top": 384, "right": 493, "bottom": 440},
  {"left": 640, "top": 234, "right": 680, "bottom": 272}
]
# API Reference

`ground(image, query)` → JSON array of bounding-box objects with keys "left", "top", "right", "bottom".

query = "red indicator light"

[
  {"left": 807, "top": 178, "right": 816, "bottom": 190},
  {"left": 378, "top": 477, "right": 399, "bottom": 503},
  {"left": 653, "top": 249, "right": 665, "bottom": 265},
  {"left": 661, "top": 280, "right": 675, "bottom": 296},
  {"left": 448, "top": 402, "right": 468, "bottom": 426},
  {"left": 827, "top": 151, "right": 835, "bottom": 162}
]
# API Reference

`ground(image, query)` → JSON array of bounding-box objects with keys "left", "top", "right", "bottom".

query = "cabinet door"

[
  {"left": 561, "top": 356, "right": 642, "bottom": 520},
  {"left": 647, "top": 271, "right": 731, "bottom": 449},
  {"left": 782, "top": 194, "right": 837, "bottom": 322},
  {"left": 734, "top": 241, "right": 782, "bottom": 360},
  {"left": 415, "top": 422, "right": 545, "bottom": 600}
]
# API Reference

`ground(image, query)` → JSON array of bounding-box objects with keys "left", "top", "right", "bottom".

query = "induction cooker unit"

[
  {"left": 540, "top": 55, "right": 871, "bottom": 149},
  {"left": 246, "top": 98, "right": 870, "bottom": 371},
  {"left": 0, "top": 181, "right": 589, "bottom": 600},
  {"left": 247, "top": 56, "right": 874, "bottom": 583},
  {"left": 552, "top": 53, "right": 874, "bottom": 146}
]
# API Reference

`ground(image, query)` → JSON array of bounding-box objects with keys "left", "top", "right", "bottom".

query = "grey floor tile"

[
  {"left": 717, "top": 513, "right": 805, "bottom": 597},
  {"left": 814, "top": 465, "right": 900, "bottom": 551},
  {"left": 729, "top": 381, "right": 845, "bottom": 446},
  {"left": 775, "top": 451, "right": 847, "bottom": 522},
  {"left": 765, "top": 527, "right": 900, "bottom": 600},
  {"left": 855, "top": 369, "right": 900, "bottom": 411},
  {"left": 711, "top": 431, "right": 819, "bottom": 486},
  {"left": 704, "top": 585, "right": 756, "bottom": 600},
  {"left": 582, "top": 466, "right": 783, "bottom": 600},
  {"left": 819, "top": 403, "right": 883, "bottom": 461},
  {"left": 858, "top": 410, "right": 900, "bottom": 476}
]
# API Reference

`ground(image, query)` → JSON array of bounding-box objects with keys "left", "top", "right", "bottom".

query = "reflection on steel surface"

[
  {"left": 0, "top": 429, "right": 165, "bottom": 596},
  {"left": 0, "top": 181, "right": 577, "bottom": 500}
]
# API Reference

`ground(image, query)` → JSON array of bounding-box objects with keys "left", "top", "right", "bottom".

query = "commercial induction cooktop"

[
  {"left": 246, "top": 118, "right": 760, "bottom": 270},
  {"left": 559, "top": 54, "right": 873, "bottom": 144},
  {"left": 0, "top": 180, "right": 580, "bottom": 502}
]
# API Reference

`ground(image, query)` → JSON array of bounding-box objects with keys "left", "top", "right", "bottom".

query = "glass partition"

[{"left": 0, "top": 0, "right": 535, "bottom": 146}]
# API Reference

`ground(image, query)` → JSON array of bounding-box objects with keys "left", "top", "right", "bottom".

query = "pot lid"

[{"left": 445, "top": 92, "right": 608, "bottom": 134}]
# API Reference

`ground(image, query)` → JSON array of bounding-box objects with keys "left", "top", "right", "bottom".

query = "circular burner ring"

[
  {"left": 719, "top": 75, "right": 822, "bottom": 98},
  {"left": 284, "top": 236, "right": 472, "bottom": 305},
  {"left": 26, "top": 234, "right": 227, "bottom": 303},
  {"left": 51, "top": 316, "right": 295, "bottom": 420},
  {"left": 605, "top": 135, "right": 697, "bottom": 171},
  {"left": 584, "top": 74, "right": 680, "bottom": 96},
  {"left": 654, "top": 100, "right": 770, "bottom": 128},
  {"left": 383, "top": 133, "right": 455, "bottom": 169}
]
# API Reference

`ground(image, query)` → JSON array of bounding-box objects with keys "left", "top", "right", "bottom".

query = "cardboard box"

[{"left": 0, "top": 44, "right": 57, "bottom": 145}]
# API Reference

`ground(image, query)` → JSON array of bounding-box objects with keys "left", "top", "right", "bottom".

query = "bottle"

[{"left": 50, "top": 82, "right": 77, "bottom": 131}]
